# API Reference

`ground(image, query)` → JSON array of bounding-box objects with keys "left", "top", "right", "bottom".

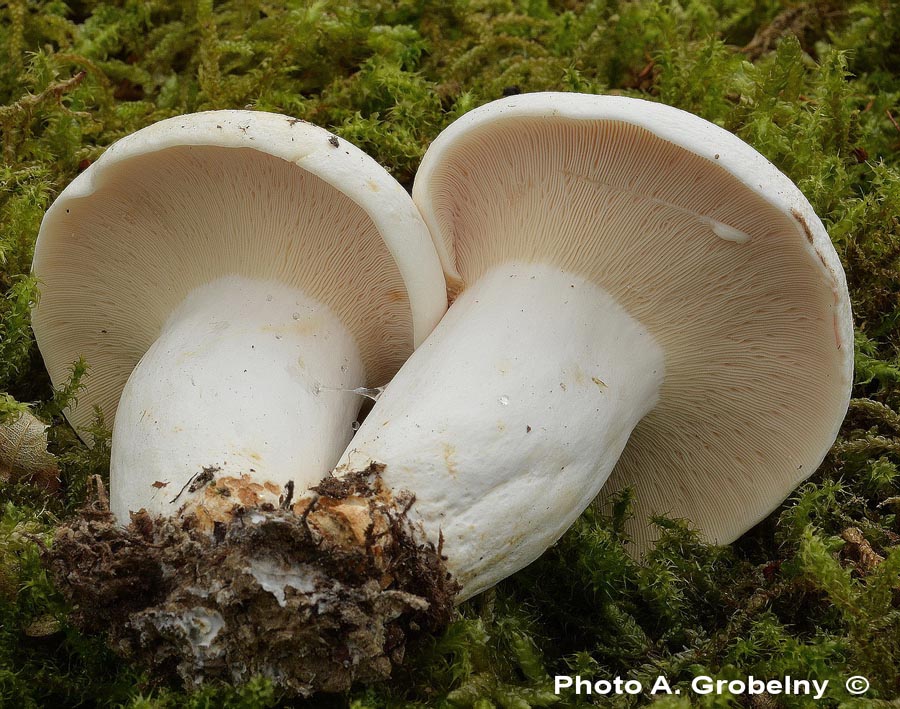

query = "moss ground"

[{"left": 1, "top": 1, "right": 899, "bottom": 707}]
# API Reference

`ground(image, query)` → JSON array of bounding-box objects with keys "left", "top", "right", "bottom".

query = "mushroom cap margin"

[{"left": 32, "top": 110, "right": 447, "bottom": 439}]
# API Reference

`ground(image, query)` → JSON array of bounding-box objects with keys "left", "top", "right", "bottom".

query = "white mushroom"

[
  {"left": 31, "top": 110, "right": 446, "bottom": 524},
  {"left": 339, "top": 92, "right": 853, "bottom": 600}
]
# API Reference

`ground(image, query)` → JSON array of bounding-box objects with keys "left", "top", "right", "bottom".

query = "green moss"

[{"left": 1, "top": 0, "right": 899, "bottom": 706}]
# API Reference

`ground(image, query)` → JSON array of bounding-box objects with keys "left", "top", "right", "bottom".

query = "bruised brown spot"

[
  {"left": 183, "top": 474, "right": 281, "bottom": 531},
  {"left": 219, "top": 476, "right": 267, "bottom": 506},
  {"left": 386, "top": 289, "right": 407, "bottom": 303},
  {"left": 308, "top": 497, "right": 375, "bottom": 548},
  {"left": 442, "top": 443, "right": 458, "bottom": 478},
  {"left": 292, "top": 496, "right": 313, "bottom": 516},
  {"left": 264, "top": 481, "right": 280, "bottom": 495},
  {"left": 791, "top": 207, "right": 815, "bottom": 245},
  {"left": 151, "top": 481, "right": 169, "bottom": 489},
  {"left": 503, "top": 531, "right": 527, "bottom": 550}
]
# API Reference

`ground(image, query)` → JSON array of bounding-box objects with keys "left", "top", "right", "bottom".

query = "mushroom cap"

[
  {"left": 413, "top": 92, "right": 853, "bottom": 551},
  {"left": 33, "top": 110, "right": 446, "bottom": 437}
]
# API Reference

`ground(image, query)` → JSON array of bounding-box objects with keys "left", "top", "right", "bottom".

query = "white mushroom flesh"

[
  {"left": 341, "top": 261, "right": 664, "bottom": 599},
  {"left": 32, "top": 111, "right": 448, "bottom": 524},
  {"left": 111, "top": 276, "right": 364, "bottom": 520},
  {"left": 413, "top": 97, "right": 852, "bottom": 553}
]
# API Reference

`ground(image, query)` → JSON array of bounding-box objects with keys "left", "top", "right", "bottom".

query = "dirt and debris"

[
  {"left": 43, "top": 467, "right": 458, "bottom": 697},
  {"left": 188, "top": 466, "right": 217, "bottom": 493},
  {"left": 170, "top": 465, "right": 219, "bottom": 504},
  {"left": 840, "top": 526, "right": 884, "bottom": 575}
]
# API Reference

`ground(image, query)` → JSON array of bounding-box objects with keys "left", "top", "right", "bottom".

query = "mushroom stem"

[
  {"left": 110, "top": 275, "right": 365, "bottom": 523},
  {"left": 339, "top": 261, "right": 665, "bottom": 599}
]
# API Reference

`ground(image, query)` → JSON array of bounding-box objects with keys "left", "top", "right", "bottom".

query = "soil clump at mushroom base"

[{"left": 44, "top": 466, "right": 458, "bottom": 697}]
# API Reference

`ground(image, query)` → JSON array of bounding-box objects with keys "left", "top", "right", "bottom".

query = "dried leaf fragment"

[{"left": 0, "top": 410, "right": 59, "bottom": 491}]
